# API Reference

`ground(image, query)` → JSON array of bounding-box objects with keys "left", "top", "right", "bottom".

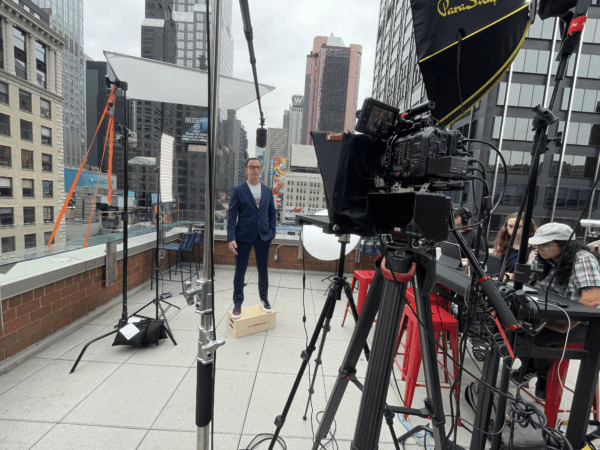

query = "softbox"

[
  {"left": 311, "top": 131, "right": 386, "bottom": 237},
  {"left": 410, "top": 0, "right": 530, "bottom": 127}
]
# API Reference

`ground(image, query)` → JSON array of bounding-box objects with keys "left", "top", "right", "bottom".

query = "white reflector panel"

[{"left": 104, "top": 51, "right": 275, "bottom": 110}]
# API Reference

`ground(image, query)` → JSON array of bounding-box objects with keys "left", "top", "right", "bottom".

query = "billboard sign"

[
  {"left": 64, "top": 169, "right": 117, "bottom": 191},
  {"left": 182, "top": 117, "right": 208, "bottom": 144},
  {"left": 271, "top": 157, "right": 286, "bottom": 208}
]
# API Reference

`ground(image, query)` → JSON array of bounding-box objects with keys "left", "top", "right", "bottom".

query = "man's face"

[
  {"left": 245, "top": 161, "right": 262, "bottom": 184},
  {"left": 454, "top": 215, "right": 462, "bottom": 227}
]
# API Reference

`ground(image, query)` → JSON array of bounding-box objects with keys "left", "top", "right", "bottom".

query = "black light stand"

[
  {"left": 129, "top": 162, "right": 178, "bottom": 345},
  {"left": 470, "top": 7, "right": 590, "bottom": 448},
  {"left": 70, "top": 78, "right": 130, "bottom": 373}
]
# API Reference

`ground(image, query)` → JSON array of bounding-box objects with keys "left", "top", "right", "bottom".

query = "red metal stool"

[
  {"left": 395, "top": 286, "right": 451, "bottom": 379},
  {"left": 341, "top": 270, "right": 375, "bottom": 327},
  {"left": 521, "top": 343, "right": 600, "bottom": 428},
  {"left": 401, "top": 304, "right": 461, "bottom": 424}
]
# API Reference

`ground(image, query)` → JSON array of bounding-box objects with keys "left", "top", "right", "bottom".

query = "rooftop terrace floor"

[{"left": 0, "top": 265, "right": 584, "bottom": 449}]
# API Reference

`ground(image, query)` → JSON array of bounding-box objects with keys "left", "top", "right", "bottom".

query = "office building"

[
  {"left": 301, "top": 34, "right": 362, "bottom": 145},
  {"left": 32, "top": 0, "right": 85, "bottom": 169},
  {"left": 372, "top": 0, "right": 600, "bottom": 238},
  {"left": 0, "top": 0, "right": 67, "bottom": 251},
  {"left": 286, "top": 95, "right": 303, "bottom": 159}
]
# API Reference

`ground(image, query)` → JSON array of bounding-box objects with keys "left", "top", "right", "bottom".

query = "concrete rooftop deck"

[{"left": 0, "top": 265, "right": 583, "bottom": 449}]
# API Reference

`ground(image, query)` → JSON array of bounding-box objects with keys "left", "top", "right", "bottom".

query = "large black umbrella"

[{"left": 410, "top": 0, "right": 530, "bottom": 127}]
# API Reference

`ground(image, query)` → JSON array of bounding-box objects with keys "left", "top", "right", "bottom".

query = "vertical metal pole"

[
  {"left": 196, "top": 0, "right": 222, "bottom": 449},
  {"left": 121, "top": 84, "right": 129, "bottom": 324}
]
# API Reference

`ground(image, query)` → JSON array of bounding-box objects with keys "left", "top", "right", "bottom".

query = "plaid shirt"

[{"left": 529, "top": 250, "right": 600, "bottom": 302}]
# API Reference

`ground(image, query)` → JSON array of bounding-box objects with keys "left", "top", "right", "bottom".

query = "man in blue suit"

[{"left": 227, "top": 158, "right": 277, "bottom": 318}]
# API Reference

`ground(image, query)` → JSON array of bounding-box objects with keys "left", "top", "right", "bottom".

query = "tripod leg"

[
  {"left": 311, "top": 268, "right": 385, "bottom": 449},
  {"left": 352, "top": 273, "right": 409, "bottom": 450},
  {"left": 267, "top": 283, "right": 340, "bottom": 450},
  {"left": 302, "top": 285, "right": 337, "bottom": 420},
  {"left": 157, "top": 298, "right": 177, "bottom": 346},
  {"left": 70, "top": 328, "right": 119, "bottom": 373},
  {"left": 343, "top": 282, "right": 371, "bottom": 360},
  {"left": 384, "top": 409, "right": 402, "bottom": 450}
]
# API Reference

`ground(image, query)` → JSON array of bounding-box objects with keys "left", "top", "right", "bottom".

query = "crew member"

[
  {"left": 526, "top": 223, "right": 600, "bottom": 399},
  {"left": 493, "top": 212, "right": 537, "bottom": 274},
  {"left": 227, "top": 158, "right": 277, "bottom": 319},
  {"left": 446, "top": 206, "right": 486, "bottom": 255}
]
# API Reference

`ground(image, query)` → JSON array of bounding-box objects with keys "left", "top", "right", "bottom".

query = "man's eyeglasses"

[
  {"left": 247, "top": 166, "right": 262, "bottom": 171},
  {"left": 533, "top": 242, "right": 557, "bottom": 250}
]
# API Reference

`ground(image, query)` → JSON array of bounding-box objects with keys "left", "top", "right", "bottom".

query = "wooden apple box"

[{"left": 227, "top": 304, "right": 276, "bottom": 338}]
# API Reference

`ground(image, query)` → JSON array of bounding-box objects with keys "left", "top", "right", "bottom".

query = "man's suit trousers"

[{"left": 233, "top": 236, "right": 272, "bottom": 306}]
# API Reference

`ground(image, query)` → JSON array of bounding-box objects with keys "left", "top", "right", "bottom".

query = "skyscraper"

[
  {"left": 133, "top": 0, "right": 235, "bottom": 213},
  {"left": 287, "top": 95, "right": 303, "bottom": 159},
  {"left": 373, "top": 0, "right": 600, "bottom": 239},
  {"left": 32, "top": 0, "right": 85, "bottom": 169},
  {"left": 301, "top": 35, "right": 362, "bottom": 145}
]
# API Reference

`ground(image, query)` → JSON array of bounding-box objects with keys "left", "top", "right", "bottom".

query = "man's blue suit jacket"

[{"left": 227, "top": 182, "right": 277, "bottom": 244}]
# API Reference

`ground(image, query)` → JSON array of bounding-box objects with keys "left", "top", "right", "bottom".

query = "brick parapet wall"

[{"left": 0, "top": 241, "right": 376, "bottom": 363}]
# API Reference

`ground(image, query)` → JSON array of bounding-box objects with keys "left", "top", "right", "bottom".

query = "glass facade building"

[
  {"left": 372, "top": 0, "right": 600, "bottom": 240},
  {"left": 301, "top": 35, "right": 362, "bottom": 145},
  {"left": 32, "top": 0, "right": 85, "bottom": 169}
]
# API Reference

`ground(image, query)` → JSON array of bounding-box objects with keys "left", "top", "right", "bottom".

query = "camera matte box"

[{"left": 227, "top": 304, "right": 276, "bottom": 338}]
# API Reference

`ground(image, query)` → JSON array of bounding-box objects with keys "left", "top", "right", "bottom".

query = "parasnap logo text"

[{"left": 437, "top": 0, "right": 498, "bottom": 17}]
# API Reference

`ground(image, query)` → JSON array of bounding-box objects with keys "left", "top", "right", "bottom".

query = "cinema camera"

[
  {"left": 355, "top": 97, "right": 470, "bottom": 184},
  {"left": 312, "top": 97, "right": 478, "bottom": 242}
]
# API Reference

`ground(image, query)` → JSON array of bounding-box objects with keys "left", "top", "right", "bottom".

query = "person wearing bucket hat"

[{"left": 522, "top": 222, "right": 600, "bottom": 399}]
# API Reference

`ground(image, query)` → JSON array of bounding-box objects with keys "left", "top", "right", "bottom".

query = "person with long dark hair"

[
  {"left": 525, "top": 223, "right": 600, "bottom": 399},
  {"left": 493, "top": 212, "right": 537, "bottom": 274}
]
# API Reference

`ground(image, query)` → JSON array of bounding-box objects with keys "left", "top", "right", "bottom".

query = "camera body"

[{"left": 356, "top": 97, "right": 469, "bottom": 184}]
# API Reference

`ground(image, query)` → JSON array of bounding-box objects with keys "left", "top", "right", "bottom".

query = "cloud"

[{"left": 83, "top": 0, "right": 379, "bottom": 156}]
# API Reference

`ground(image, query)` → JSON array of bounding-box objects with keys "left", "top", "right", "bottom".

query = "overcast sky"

[{"left": 84, "top": 0, "right": 380, "bottom": 157}]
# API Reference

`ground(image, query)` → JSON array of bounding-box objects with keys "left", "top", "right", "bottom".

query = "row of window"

[
  {"left": 0, "top": 177, "right": 53, "bottom": 198},
  {"left": 9, "top": 25, "right": 48, "bottom": 89},
  {"left": 1, "top": 232, "right": 53, "bottom": 253},
  {"left": 497, "top": 82, "right": 546, "bottom": 108},
  {"left": 561, "top": 88, "right": 600, "bottom": 113},
  {"left": 0, "top": 206, "right": 54, "bottom": 227},
  {"left": 0, "top": 82, "right": 52, "bottom": 118},
  {"left": 0, "top": 113, "right": 52, "bottom": 145},
  {"left": 492, "top": 116, "right": 600, "bottom": 146},
  {"left": 0, "top": 146, "right": 53, "bottom": 171},
  {"left": 487, "top": 151, "right": 596, "bottom": 179}
]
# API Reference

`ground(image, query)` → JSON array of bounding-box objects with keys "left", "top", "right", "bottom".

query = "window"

[
  {"left": 43, "top": 206, "right": 53, "bottom": 223},
  {"left": 13, "top": 27, "right": 27, "bottom": 80},
  {"left": 0, "top": 208, "right": 14, "bottom": 226},
  {"left": 0, "top": 19, "right": 3, "bottom": 70},
  {"left": 21, "top": 149, "right": 33, "bottom": 169},
  {"left": 23, "top": 207, "right": 35, "bottom": 225},
  {"left": 42, "top": 153, "right": 52, "bottom": 171},
  {"left": 551, "top": 154, "right": 597, "bottom": 178},
  {"left": 0, "top": 177, "right": 12, "bottom": 197},
  {"left": 20, "top": 120, "right": 33, "bottom": 141},
  {"left": 19, "top": 90, "right": 32, "bottom": 112},
  {"left": 44, "top": 231, "right": 52, "bottom": 245},
  {"left": 35, "top": 41, "right": 47, "bottom": 88},
  {"left": 42, "top": 180, "right": 53, "bottom": 197},
  {"left": 0, "top": 81, "right": 8, "bottom": 104},
  {"left": 1, "top": 237, "right": 15, "bottom": 253},
  {"left": 24, "top": 234, "right": 36, "bottom": 249},
  {"left": 22, "top": 179, "right": 34, "bottom": 197},
  {"left": 41, "top": 126, "right": 52, "bottom": 145},
  {"left": 40, "top": 99, "right": 51, "bottom": 119},
  {"left": 0, "top": 146, "right": 11, "bottom": 167},
  {"left": 0, "top": 113, "right": 10, "bottom": 136}
]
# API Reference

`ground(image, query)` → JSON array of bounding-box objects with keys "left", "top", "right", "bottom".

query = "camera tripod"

[{"left": 311, "top": 246, "right": 459, "bottom": 450}]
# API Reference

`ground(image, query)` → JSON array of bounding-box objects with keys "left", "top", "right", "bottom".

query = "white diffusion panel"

[
  {"left": 301, "top": 210, "right": 360, "bottom": 261},
  {"left": 160, "top": 134, "right": 174, "bottom": 203}
]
